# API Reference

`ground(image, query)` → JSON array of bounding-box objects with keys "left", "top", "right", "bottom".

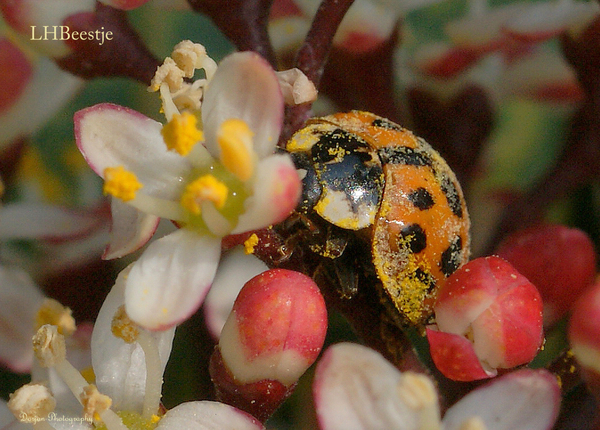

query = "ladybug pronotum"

[{"left": 285, "top": 111, "right": 471, "bottom": 326}]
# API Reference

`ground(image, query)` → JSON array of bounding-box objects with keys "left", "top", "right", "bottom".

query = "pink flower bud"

[
  {"left": 0, "top": 39, "right": 32, "bottom": 115},
  {"left": 211, "top": 268, "right": 327, "bottom": 421},
  {"left": 496, "top": 224, "right": 597, "bottom": 326},
  {"left": 428, "top": 256, "right": 544, "bottom": 381},
  {"left": 569, "top": 281, "right": 600, "bottom": 400}
]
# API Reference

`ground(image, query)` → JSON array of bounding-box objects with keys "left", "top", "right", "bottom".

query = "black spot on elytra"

[
  {"left": 378, "top": 146, "right": 433, "bottom": 167},
  {"left": 407, "top": 188, "right": 435, "bottom": 211},
  {"left": 440, "top": 177, "right": 463, "bottom": 218},
  {"left": 412, "top": 268, "right": 437, "bottom": 293},
  {"left": 440, "top": 236, "right": 463, "bottom": 276},
  {"left": 372, "top": 118, "right": 402, "bottom": 130},
  {"left": 400, "top": 224, "right": 427, "bottom": 254}
]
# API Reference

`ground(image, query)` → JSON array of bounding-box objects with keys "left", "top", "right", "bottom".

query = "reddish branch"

[
  {"left": 187, "top": 0, "right": 277, "bottom": 66},
  {"left": 57, "top": 3, "right": 159, "bottom": 84}
]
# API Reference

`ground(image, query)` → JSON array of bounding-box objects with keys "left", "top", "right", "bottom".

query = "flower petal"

[
  {"left": 74, "top": 103, "right": 189, "bottom": 197},
  {"left": 1, "top": 55, "right": 81, "bottom": 147},
  {"left": 202, "top": 52, "right": 284, "bottom": 159},
  {"left": 503, "top": 0, "right": 600, "bottom": 42},
  {"left": 0, "top": 203, "right": 104, "bottom": 241},
  {"left": 91, "top": 266, "right": 175, "bottom": 413},
  {"left": 313, "top": 342, "right": 439, "bottom": 430},
  {"left": 155, "top": 401, "right": 264, "bottom": 430},
  {"left": 232, "top": 154, "right": 301, "bottom": 234},
  {"left": 276, "top": 68, "right": 318, "bottom": 105},
  {"left": 0, "top": 266, "right": 44, "bottom": 373},
  {"left": 125, "top": 229, "right": 221, "bottom": 330},
  {"left": 443, "top": 369, "right": 560, "bottom": 430},
  {"left": 426, "top": 327, "right": 495, "bottom": 382},
  {"left": 204, "top": 247, "right": 268, "bottom": 338},
  {"left": 103, "top": 198, "right": 160, "bottom": 259}
]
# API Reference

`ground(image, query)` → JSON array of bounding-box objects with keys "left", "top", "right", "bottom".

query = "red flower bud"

[
  {"left": 211, "top": 268, "right": 327, "bottom": 421},
  {"left": 569, "top": 281, "right": 600, "bottom": 400},
  {"left": 428, "top": 256, "right": 544, "bottom": 381},
  {"left": 496, "top": 224, "right": 596, "bottom": 326}
]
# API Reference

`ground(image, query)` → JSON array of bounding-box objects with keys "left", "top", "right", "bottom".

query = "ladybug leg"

[{"left": 274, "top": 211, "right": 322, "bottom": 262}]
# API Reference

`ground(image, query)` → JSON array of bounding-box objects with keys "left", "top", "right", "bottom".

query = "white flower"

[
  {"left": 75, "top": 42, "right": 307, "bottom": 330},
  {"left": 313, "top": 343, "right": 561, "bottom": 430},
  {"left": 2, "top": 267, "right": 265, "bottom": 430},
  {"left": 0, "top": 36, "right": 82, "bottom": 148}
]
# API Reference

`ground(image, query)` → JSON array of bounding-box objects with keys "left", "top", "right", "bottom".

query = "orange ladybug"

[{"left": 284, "top": 111, "right": 470, "bottom": 326}]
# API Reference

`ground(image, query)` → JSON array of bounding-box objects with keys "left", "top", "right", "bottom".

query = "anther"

[
  {"left": 36, "top": 299, "right": 76, "bottom": 336},
  {"left": 103, "top": 166, "right": 143, "bottom": 202},
  {"left": 33, "top": 325, "right": 66, "bottom": 368},
  {"left": 8, "top": 383, "right": 56, "bottom": 429},
  {"left": 161, "top": 112, "right": 204, "bottom": 156},
  {"left": 180, "top": 175, "right": 228, "bottom": 215},
  {"left": 217, "top": 118, "right": 255, "bottom": 182},
  {"left": 111, "top": 305, "right": 139, "bottom": 343}
]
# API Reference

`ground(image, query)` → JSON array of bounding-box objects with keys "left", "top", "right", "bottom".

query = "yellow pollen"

[
  {"left": 103, "top": 166, "right": 142, "bottom": 202},
  {"left": 35, "top": 299, "right": 76, "bottom": 337},
  {"left": 161, "top": 112, "right": 204, "bottom": 156},
  {"left": 217, "top": 118, "right": 255, "bottom": 182},
  {"left": 151, "top": 415, "right": 161, "bottom": 424},
  {"left": 180, "top": 174, "right": 228, "bottom": 215},
  {"left": 111, "top": 306, "right": 140, "bottom": 343},
  {"left": 244, "top": 233, "right": 259, "bottom": 254}
]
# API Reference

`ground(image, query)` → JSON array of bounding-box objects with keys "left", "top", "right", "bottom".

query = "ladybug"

[{"left": 279, "top": 111, "right": 470, "bottom": 326}]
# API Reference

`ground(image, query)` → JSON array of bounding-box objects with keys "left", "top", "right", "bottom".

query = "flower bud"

[
  {"left": 211, "top": 268, "right": 327, "bottom": 421},
  {"left": 428, "top": 256, "right": 544, "bottom": 381},
  {"left": 496, "top": 224, "right": 596, "bottom": 326},
  {"left": 568, "top": 281, "right": 600, "bottom": 400}
]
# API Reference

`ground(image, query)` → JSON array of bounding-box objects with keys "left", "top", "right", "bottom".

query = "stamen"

[
  {"left": 217, "top": 119, "right": 255, "bottom": 182},
  {"left": 81, "top": 385, "right": 128, "bottom": 430},
  {"left": 171, "top": 40, "right": 209, "bottom": 78},
  {"left": 396, "top": 372, "right": 442, "bottom": 430},
  {"left": 32, "top": 325, "right": 88, "bottom": 404},
  {"left": 161, "top": 112, "right": 204, "bottom": 156},
  {"left": 81, "top": 385, "right": 111, "bottom": 421},
  {"left": 111, "top": 306, "right": 163, "bottom": 419},
  {"left": 136, "top": 331, "right": 163, "bottom": 420},
  {"left": 8, "top": 383, "right": 56, "bottom": 430},
  {"left": 180, "top": 175, "right": 229, "bottom": 215},
  {"left": 33, "top": 324, "right": 66, "bottom": 368},
  {"left": 149, "top": 57, "right": 185, "bottom": 93},
  {"left": 103, "top": 166, "right": 143, "bottom": 202},
  {"left": 119, "top": 191, "right": 186, "bottom": 223},
  {"left": 159, "top": 82, "right": 181, "bottom": 121},
  {"left": 35, "top": 298, "right": 76, "bottom": 336}
]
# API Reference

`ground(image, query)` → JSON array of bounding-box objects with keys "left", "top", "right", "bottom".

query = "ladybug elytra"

[{"left": 280, "top": 111, "right": 471, "bottom": 326}]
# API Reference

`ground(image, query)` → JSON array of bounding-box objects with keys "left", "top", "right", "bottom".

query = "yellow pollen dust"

[
  {"left": 161, "top": 112, "right": 204, "bottom": 156},
  {"left": 180, "top": 174, "right": 228, "bottom": 215},
  {"left": 103, "top": 166, "right": 142, "bottom": 202},
  {"left": 111, "top": 306, "right": 140, "bottom": 343},
  {"left": 35, "top": 299, "right": 76, "bottom": 337},
  {"left": 244, "top": 233, "right": 259, "bottom": 254},
  {"left": 218, "top": 118, "right": 255, "bottom": 182}
]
